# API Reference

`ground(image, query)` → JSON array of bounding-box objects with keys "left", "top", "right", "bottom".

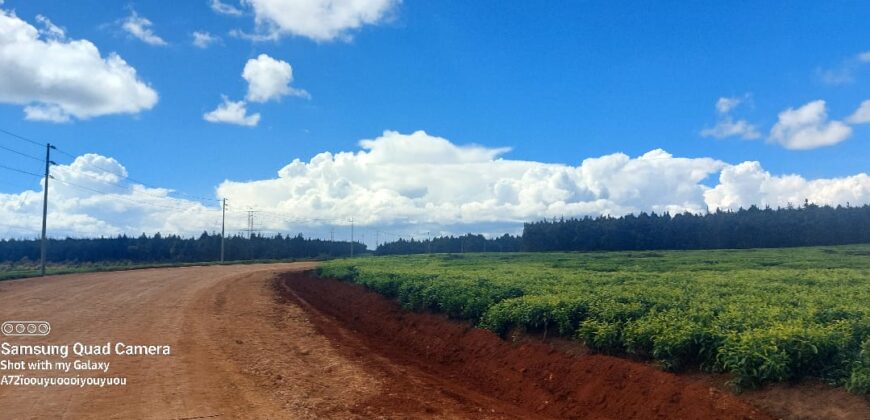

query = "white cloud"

[
  {"left": 34, "top": 15, "right": 65, "bottom": 39},
  {"left": 716, "top": 96, "right": 742, "bottom": 114},
  {"left": 769, "top": 100, "right": 852, "bottom": 150},
  {"left": 203, "top": 96, "right": 260, "bottom": 126},
  {"left": 240, "top": 0, "right": 400, "bottom": 42},
  {"left": 243, "top": 54, "right": 309, "bottom": 102},
  {"left": 24, "top": 104, "right": 71, "bottom": 123},
  {"left": 217, "top": 130, "right": 726, "bottom": 226},
  {"left": 121, "top": 11, "right": 167, "bottom": 46},
  {"left": 818, "top": 51, "right": 870, "bottom": 85},
  {"left": 192, "top": 31, "right": 220, "bottom": 48},
  {"left": 1, "top": 131, "right": 869, "bottom": 239},
  {"left": 701, "top": 118, "right": 761, "bottom": 140},
  {"left": 702, "top": 95, "right": 759, "bottom": 140},
  {"left": 847, "top": 99, "right": 870, "bottom": 124},
  {"left": 0, "top": 8, "right": 158, "bottom": 122},
  {"left": 0, "top": 154, "right": 220, "bottom": 238},
  {"left": 211, "top": 0, "right": 244, "bottom": 16},
  {"left": 705, "top": 161, "right": 870, "bottom": 211}
]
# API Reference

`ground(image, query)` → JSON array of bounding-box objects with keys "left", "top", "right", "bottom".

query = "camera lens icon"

[{"left": 1, "top": 321, "right": 51, "bottom": 336}]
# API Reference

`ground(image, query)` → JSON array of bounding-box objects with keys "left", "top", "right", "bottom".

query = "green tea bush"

[
  {"left": 846, "top": 339, "right": 870, "bottom": 394},
  {"left": 319, "top": 246, "right": 870, "bottom": 394}
]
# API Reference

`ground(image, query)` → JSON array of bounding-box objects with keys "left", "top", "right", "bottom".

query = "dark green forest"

[
  {"left": 375, "top": 234, "right": 523, "bottom": 255},
  {"left": 374, "top": 203, "right": 870, "bottom": 254},
  {"left": 522, "top": 203, "right": 870, "bottom": 251},
  {"left": 0, "top": 232, "right": 365, "bottom": 264},
  {"left": 1, "top": 203, "right": 868, "bottom": 264}
]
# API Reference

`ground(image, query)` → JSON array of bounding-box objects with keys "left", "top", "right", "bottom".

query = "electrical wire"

[
  {"left": 0, "top": 144, "right": 44, "bottom": 163},
  {"left": 0, "top": 128, "right": 46, "bottom": 148},
  {"left": 0, "top": 163, "right": 43, "bottom": 178},
  {"left": 52, "top": 146, "right": 220, "bottom": 203}
]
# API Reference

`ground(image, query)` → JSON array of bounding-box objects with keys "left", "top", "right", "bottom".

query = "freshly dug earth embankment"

[{"left": 277, "top": 271, "right": 772, "bottom": 419}]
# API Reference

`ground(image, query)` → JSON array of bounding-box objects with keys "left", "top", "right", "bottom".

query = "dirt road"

[
  {"left": 0, "top": 264, "right": 546, "bottom": 419},
  {"left": 0, "top": 263, "right": 337, "bottom": 419}
]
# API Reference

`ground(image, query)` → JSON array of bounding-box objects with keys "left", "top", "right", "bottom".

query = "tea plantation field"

[{"left": 319, "top": 245, "right": 870, "bottom": 393}]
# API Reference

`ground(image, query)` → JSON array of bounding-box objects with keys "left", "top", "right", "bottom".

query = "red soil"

[{"left": 277, "top": 271, "right": 772, "bottom": 419}]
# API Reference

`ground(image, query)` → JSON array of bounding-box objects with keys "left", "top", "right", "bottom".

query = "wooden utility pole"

[
  {"left": 220, "top": 198, "right": 226, "bottom": 263},
  {"left": 40, "top": 143, "right": 55, "bottom": 276}
]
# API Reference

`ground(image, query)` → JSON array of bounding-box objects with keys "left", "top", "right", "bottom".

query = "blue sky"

[{"left": 0, "top": 1, "right": 868, "bottom": 240}]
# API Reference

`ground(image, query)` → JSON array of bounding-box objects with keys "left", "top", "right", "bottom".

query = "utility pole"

[
  {"left": 247, "top": 211, "right": 255, "bottom": 239},
  {"left": 40, "top": 143, "right": 55, "bottom": 276},
  {"left": 427, "top": 231, "right": 431, "bottom": 254},
  {"left": 350, "top": 218, "right": 354, "bottom": 257},
  {"left": 220, "top": 198, "right": 226, "bottom": 263},
  {"left": 329, "top": 227, "right": 334, "bottom": 257}
]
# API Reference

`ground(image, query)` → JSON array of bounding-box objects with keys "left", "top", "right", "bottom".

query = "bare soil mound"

[{"left": 277, "top": 271, "right": 772, "bottom": 419}]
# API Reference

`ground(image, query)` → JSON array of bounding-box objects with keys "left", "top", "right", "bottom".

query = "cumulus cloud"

[
  {"left": 218, "top": 131, "right": 711, "bottom": 225},
  {"left": 701, "top": 95, "right": 760, "bottom": 140},
  {"left": 203, "top": 96, "right": 260, "bottom": 126},
  {"left": 243, "top": 54, "right": 309, "bottom": 102},
  {"left": 2, "top": 131, "right": 869, "bottom": 239},
  {"left": 211, "top": 0, "right": 244, "bottom": 16},
  {"left": 847, "top": 99, "right": 870, "bottom": 124},
  {"left": 239, "top": 0, "right": 400, "bottom": 42},
  {"left": 769, "top": 100, "right": 852, "bottom": 150},
  {"left": 0, "top": 154, "right": 220, "bottom": 238},
  {"left": 121, "top": 11, "right": 167, "bottom": 46},
  {"left": 0, "top": 8, "right": 158, "bottom": 122},
  {"left": 705, "top": 162, "right": 870, "bottom": 211},
  {"left": 192, "top": 31, "right": 220, "bottom": 48},
  {"left": 701, "top": 118, "right": 761, "bottom": 140}
]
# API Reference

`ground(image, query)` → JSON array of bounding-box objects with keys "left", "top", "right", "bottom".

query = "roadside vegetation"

[
  {"left": 319, "top": 245, "right": 870, "bottom": 394},
  {"left": 0, "top": 258, "right": 303, "bottom": 281}
]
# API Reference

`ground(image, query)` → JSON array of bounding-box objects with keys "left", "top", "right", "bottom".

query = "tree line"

[
  {"left": 375, "top": 234, "right": 523, "bottom": 255},
  {"left": 522, "top": 203, "right": 870, "bottom": 252},
  {"left": 0, "top": 232, "right": 365, "bottom": 264},
  {"left": 1, "top": 203, "right": 868, "bottom": 264}
]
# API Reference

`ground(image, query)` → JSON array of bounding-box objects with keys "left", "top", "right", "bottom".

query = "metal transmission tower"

[
  {"left": 247, "top": 211, "right": 255, "bottom": 239},
  {"left": 329, "top": 227, "right": 334, "bottom": 257},
  {"left": 350, "top": 218, "right": 354, "bottom": 257},
  {"left": 40, "top": 143, "right": 56, "bottom": 276}
]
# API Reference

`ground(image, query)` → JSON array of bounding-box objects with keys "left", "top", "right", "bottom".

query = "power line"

[
  {"left": 0, "top": 128, "right": 45, "bottom": 148},
  {"left": 50, "top": 177, "right": 217, "bottom": 213},
  {"left": 2, "top": 160, "right": 221, "bottom": 216},
  {"left": 0, "top": 163, "right": 43, "bottom": 178},
  {"left": 52, "top": 146, "right": 220, "bottom": 204},
  {"left": 0, "top": 127, "right": 218, "bottom": 204},
  {"left": 0, "top": 143, "right": 44, "bottom": 163}
]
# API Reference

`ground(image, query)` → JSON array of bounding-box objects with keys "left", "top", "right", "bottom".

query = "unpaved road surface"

[
  {"left": 0, "top": 263, "right": 338, "bottom": 419},
  {"left": 0, "top": 264, "right": 543, "bottom": 419}
]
